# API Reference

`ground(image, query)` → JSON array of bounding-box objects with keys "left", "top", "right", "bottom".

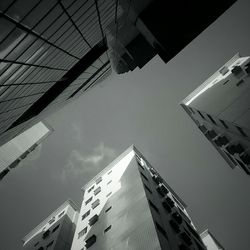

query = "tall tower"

[
  {"left": 181, "top": 54, "right": 250, "bottom": 175},
  {"left": 0, "top": 121, "right": 52, "bottom": 181},
  {"left": 71, "top": 145, "right": 206, "bottom": 250},
  {"left": 22, "top": 200, "right": 79, "bottom": 250}
]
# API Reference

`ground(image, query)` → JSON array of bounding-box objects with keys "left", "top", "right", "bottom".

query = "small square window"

[
  {"left": 82, "top": 210, "right": 90, "bottom": 220},
  {"left": 52, "top": 224, "right": 60, "bottom": 233},
  {"left": 105, "top": 206, "right": 112, "bottom": 213},
  {"left": 106, "top": 192, "right": 112, "bottom": 197},
  {"left": 85, "top": 197, "right": 93, "bottom": 205},
  {"left": 46, "top": 240, "right": 54, "bottom": 249},
  {"left": 92, "top": 199, "right": 100, "bottom": 209},
  {"left": 89, "top": 214, "right": 98, "bottom": 226},
  {"left": 96, "top": 176, "right": 102, "bottom": 184},
  {"left": 78, "top": 227, "right": 88, "bottom": 239},
  {"left": 94, "top": 186, "right": 101, "bottom": 196},
  {"left": 104, "top": 225, "right": 112, "bottom": 233},
  {"left": 58, "top": 211, "right": 64, "bottom": 218}
]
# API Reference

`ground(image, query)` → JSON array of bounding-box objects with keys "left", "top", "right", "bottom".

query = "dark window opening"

[
  {"left": 85, "top": 235, "right": 97, "bottom": 249},
  {"left": 89, "top": 214, "right": 99, "bottom": 226},
  {"left": 34, "top": 242, "right": 39, "bottom": 247},
  {"left": 206, "top": 130, "right": 217, "bottom": 140},
  {"left": 144, "top": 184, "right": 152, "bottom": 194},
  {"left": 149, "top": 200, "right": 159, "bottom": 213},
  {"left": 237, "top": 126, "right": 248, "bottom": 137},
  {"left": 42, "top": 230, "right": 50, "bottom": 239},
  {"left": 220, "top": 119, "right": 228, "bottom": 129},
  {"left": 155, "top": 222, "right": 168, "bottom": 239},
  {"left": 240, "top": 153, "right": 250, "bottom": 165},
  {"left": 46, "top": 241, "right": 54, "bottom": 249},
  {"left": 108, "top": 170, "right": 112, "bottom": 175},
  {"left": 156, "top": 184, "right": 169, "bottom": 197},
  {"left": 58, "top": 211, "right": 64, "bottom": 218},
  {"left": 140, "top": 172, "right": 148, "bottom": 181},
  {"left": 207, "top": 114, "right": 216, "bottom": 125},
  {"left": 85, "top": 197, "right": 93, "bottom": 205},
  {"left": 52, "top": 224, "right": 60, "bottom": 233},
  {"left": 172, "top": 212, "right": 183, "bottom": 224},
  {"left": 107, "top": 180, "right": 112, "bottom": 185},
  {"left": 236, "top": 79, "right": 244, "bottom": 86},
  {"left": 92, "top": 199, "right": 100, "bottom": 209},
  {"left": 78, "top": 227, "right": 88, "bottom": 239},
  {"left": 94, "top": 186, "right": 101, "bottom": 196},
  {"left": 82, "top": 210, "right": 90, "bottom": 220},
  {"left": 88, "top": 185, "right": 95, "bottom": 193},
  {"left": 180, "top": 232, "right": 192, "bottom": 246},
  {"left": 197, "top": 111, "right": 205, "bottom": 119},
  {"left": 105, "top": 206, "right": 112, "bottom": 213},
  {"left": 104, "top": 225, "right": 112, "bottom": 233},
  {"left": 169, "top": 219, "right": 180, "bottom": 233}
]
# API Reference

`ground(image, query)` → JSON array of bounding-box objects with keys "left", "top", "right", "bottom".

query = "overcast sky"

[{"left": 0, "top": 0, "right": 250, "bottom": 249}]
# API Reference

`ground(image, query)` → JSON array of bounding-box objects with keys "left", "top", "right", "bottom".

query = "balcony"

[
  {"left": 169, "top": 219, "right": 180, "bottom": 233},
  {"left": 180, "top": 232, "right": 192, "bottom": 246},
  {"left": 156, "top": 184, "right": 169, "bottom": 197},
  {"left": 172, "top": 212, "right": 183, "bottom": 224},
  {"left": 42, "top": 230, "right": 50, "bottom": 239},
  {"left": 85, "top": 235, "right": 97, "bottom": 249}
]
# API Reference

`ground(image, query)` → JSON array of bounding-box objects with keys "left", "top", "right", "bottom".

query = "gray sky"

[{"left": 1, "top": 0, "right": 250, "bottom": 249}]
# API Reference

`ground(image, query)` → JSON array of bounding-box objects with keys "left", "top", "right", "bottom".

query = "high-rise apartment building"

[
  {"left": 0, "top": 121, "right": 52, "bottom": 180},
  {"left": 22, "top": 200, "right": 79, "bottom": 250},
  {"left": 0, "top": 0, "right": 236, "bottom": 146},
  {"left": 200, "top": 230, "right": 224, "bottom": 250},
  {"left": 181, "top": 53, "right": 250, "bottom": 175},
  {"left": 71, "top": 145, "right": 206, "bottom": 250}
]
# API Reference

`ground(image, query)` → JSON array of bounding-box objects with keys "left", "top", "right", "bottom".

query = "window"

[
  {"left": 180, "top": 232, "right": 192, "bottom": 246},
  {"left": 105, "top": 206, "right": 112, "bottom": 213},
  {"left": 107, "top": 180, "right": 112, "bottom": 185},
  {"left": 172, "top": 212, "right": 183, "bottom": 224},
  {"left": 89, "top": 214, "right": 99, "bottom": 226},
  {"left": 88, "top": 185, "right": 95, "bottom": 193},
  {"left": 85, "top": 235, "right": 97, "bottom": 249},
  {"left": 94, "top": 186, "right": 101, "bottom": 196},
  {"left": 96, "top": 176, "right": 102, "bottom": 184},
  {"left": 34, "top": 242, "right": 39, "bottom": 247},
  {"left": 78, "top": 227, "right": 88, "bottom": 239},
  {"left": 207, "top": 114, "right": 216, "bottom": 125},
  {"left": 156, "top": 184, "right": 169, "bottom": 197},
  {"left": 58, "top": 211, "right": 64, "bottom": 218},
  {"left": 92, "top": 199, "right": 100, "bottom": 209},
  {"left": 38, "top": 247, "right": 44, "bottom": 250},
  {"left": 48, "top": 217, "right": 55, "bottom": 225},
  {"left": 220, "top": 119, "right": 228, "bottom": 129},
  {"left": 104, "top": 225, "right": 112, "bottom": 233},
  {"left": 155, "top": 222, "right": 168, "bottom": 239},
  {"left": 85, "top": 197, "right": 93, "bottom": 205},
  {"left": 144, "top": 184, "right": 152, "bottom": 194},
  {"left": 82, "top": 210, "right": 90, "bottom": 220},
  {"left": 197, "top": 111, "right": 205, "bottom": 119},
  {"left": 108, "top": 170, "right": 112, "bottom": 175},
  {"left": 149, "top": 200, "right": 159, "bottom": 213},
  {"left": 46, "top": 241, "right": 54, "bottom": 249},
  {"left": 169, "top": 219, "right": 180, "bottom": 233},
  {"left": 42, "top": 230, "right": 50, "bottom": 239},
  {"left": 237, "top": 126, "right": 248, "bottom": 137},
  {"left": 52, "top": 224, "right": 60, "bottom": 233},
  {"left": 140, "top": 172, "right": 148, "bottom": 181},
  {"left": 106, "top": 192, "right": 112, "bottom": 197}
]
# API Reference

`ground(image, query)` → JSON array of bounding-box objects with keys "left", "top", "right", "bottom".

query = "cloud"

[{"left": 59, "top": 142, "right": 115, "bottom": 182}]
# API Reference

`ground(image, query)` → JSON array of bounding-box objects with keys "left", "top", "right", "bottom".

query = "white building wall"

[
  {"left": 0, "top": 121, "right": 52, "bottom": 174},
  {"left": 23, "top": 200, "right": 79, "bottom": 250}
]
